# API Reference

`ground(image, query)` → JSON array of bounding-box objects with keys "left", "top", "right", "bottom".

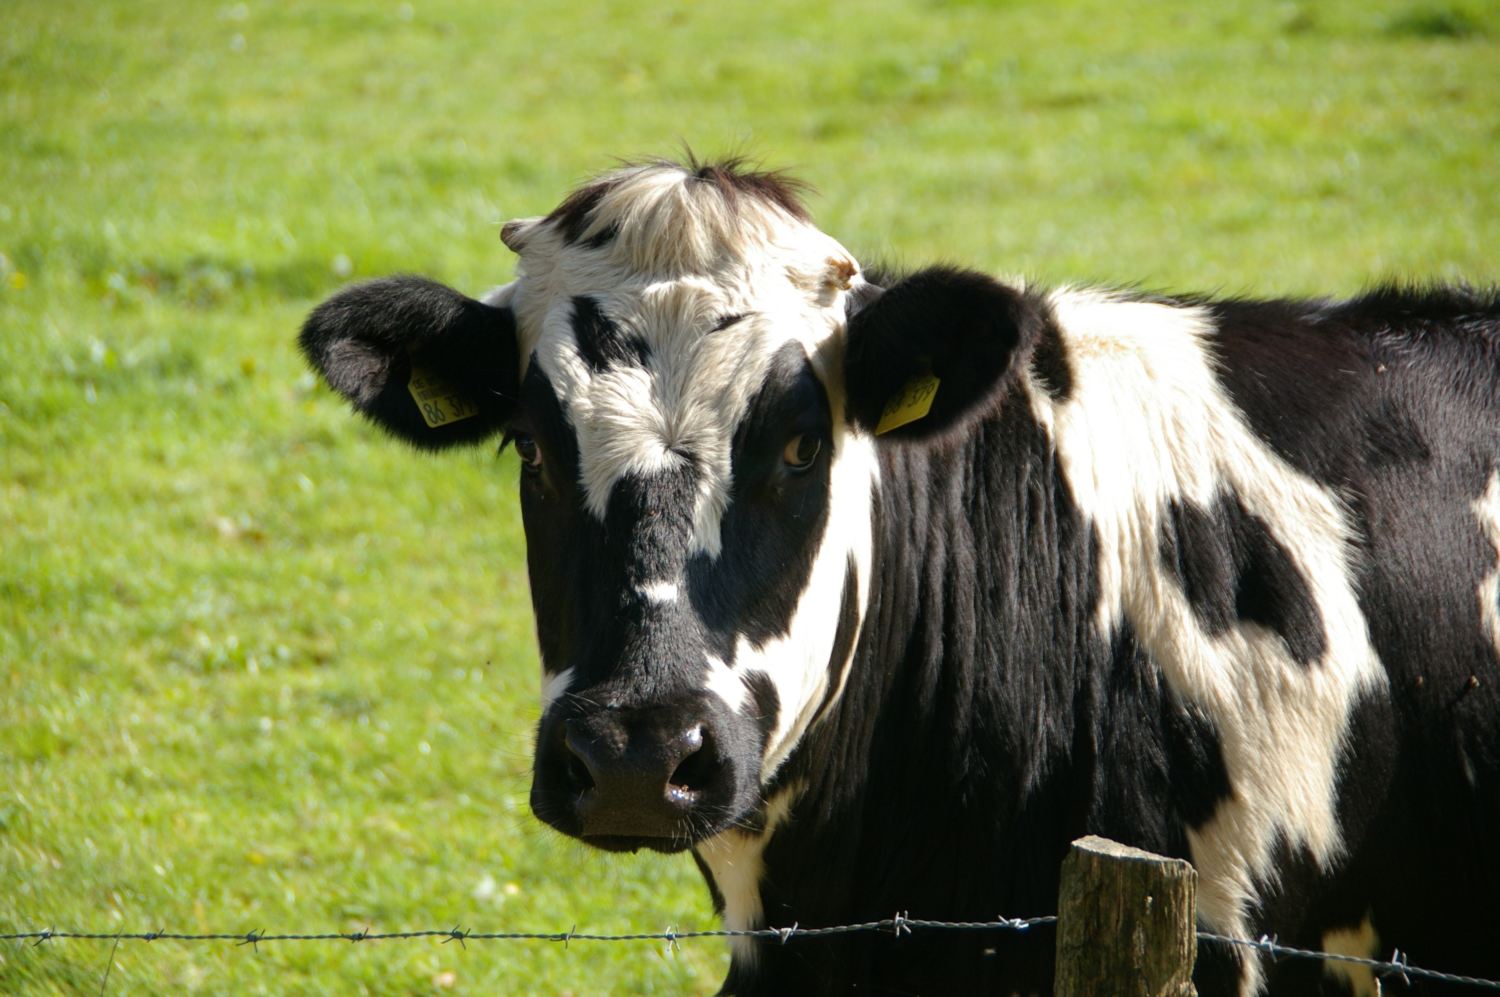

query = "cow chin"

[{"left": 528, "top": 690, "right": 765, "bottom": 854}]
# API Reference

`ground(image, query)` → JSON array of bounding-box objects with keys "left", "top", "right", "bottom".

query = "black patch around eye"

[
  {"left": 732, "top": 343, "right": 834, "bottom": 484},
  {"left": 571, "top": 296, "right": 650, "bottom": 372},
  {"left": 1159, "top": 493, "right": 1327, "bottom": 666},
  {"left": 689, "top": 342, "right": 833, "bottom": 652},
  {"left": 516, "top": 361, "right": 583, "bottom": 493}
]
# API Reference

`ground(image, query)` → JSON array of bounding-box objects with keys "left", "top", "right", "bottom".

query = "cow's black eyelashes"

[{"left": 782, "top": 434, "right": 822, "bottom": 472}]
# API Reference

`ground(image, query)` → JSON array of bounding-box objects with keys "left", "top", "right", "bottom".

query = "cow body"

[{"left": 300, "top": 159, "right": 1500, "bottom": 995}]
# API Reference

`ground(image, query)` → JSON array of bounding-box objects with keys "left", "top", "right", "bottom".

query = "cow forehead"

[{"left": 530, "top": 276, "right": 848, "bottom": 556}]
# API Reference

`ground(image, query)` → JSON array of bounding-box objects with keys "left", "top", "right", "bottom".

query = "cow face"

[
  {"left": 495, "top": 164, "right": 885, "bottom": 852},
  {"left": 301, "top": 159, "right": 1039, "bottom": 853}
]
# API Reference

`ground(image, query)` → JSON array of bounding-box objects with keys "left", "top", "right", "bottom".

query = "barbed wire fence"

[{"left": 8, "top": 916, "right": 1500, "bottom": 991}]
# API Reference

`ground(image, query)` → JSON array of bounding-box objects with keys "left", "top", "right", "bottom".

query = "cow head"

[{"left": 301, "top": 159, "right": 1038, "bottom": 853}]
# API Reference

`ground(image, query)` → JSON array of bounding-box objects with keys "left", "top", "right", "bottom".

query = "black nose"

[{"left": 532, "top": 704, "right": 737, "bottom": 849}]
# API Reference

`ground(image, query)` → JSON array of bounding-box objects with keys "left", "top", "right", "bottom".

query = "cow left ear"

[
  {"left": 843, "top": 267, "right": 1043, "bottom": 441},
  {"left": 299, "top": 275, "right": 519, "bottom": 449}
]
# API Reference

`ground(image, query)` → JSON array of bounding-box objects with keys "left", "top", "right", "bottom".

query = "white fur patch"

[
  {"left": 540, "top": 666, "right": 574, "bottom": 710},
  {"left": 1031, "top": 288, "right": 1386, "bottom": 995},
  {"left": 738, "top": 428, "right": 877, "bottom": 780},
  {"left": 1473, "top": 470, "right": 1500, "bottom": 663},
  {"left": 694, "top": 785, "right": 800, "bottom": 966},
  {"left": 637, "top": 580, "right": 680, "bottom": 604},
  {"left": 703, "top": 654, "right": 749, "bottom": 713},
  {"left": 1321, "top": 916, "right": 1379, "bottom": 996}
]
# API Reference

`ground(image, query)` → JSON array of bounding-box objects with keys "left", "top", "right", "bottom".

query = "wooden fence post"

[{"left": 1055, "top": 835, "right": 1198, "bottom": 997}]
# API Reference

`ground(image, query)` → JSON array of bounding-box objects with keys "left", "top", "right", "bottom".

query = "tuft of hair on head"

[
  {"left": 538, "top": 154, "right": 815, "bottom": 276},
  {"left": 676, "top": 151, "right": 812, "bottom": 224}
]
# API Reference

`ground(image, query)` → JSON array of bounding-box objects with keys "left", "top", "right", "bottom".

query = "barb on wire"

[{"left": 1380, "top": 948, "right": 1412, "bottom": 988}]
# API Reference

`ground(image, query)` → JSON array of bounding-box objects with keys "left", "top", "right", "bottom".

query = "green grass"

[{"left": 2, "top": 0, "right": 1496, "bottom": 992}]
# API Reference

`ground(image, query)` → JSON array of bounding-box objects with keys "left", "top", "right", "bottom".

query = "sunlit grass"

[{"left": 3, "top": 0, "right": 1497, "bottom": 992}]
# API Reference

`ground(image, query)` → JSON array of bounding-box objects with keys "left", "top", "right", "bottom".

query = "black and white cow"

[{"left": 300, "top": 158, "right": 1500, "bottom": 995}]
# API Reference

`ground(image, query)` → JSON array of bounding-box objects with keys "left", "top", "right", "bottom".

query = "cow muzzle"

[{"left": 530, "top": 696, "right": 753, "bottom": 852}]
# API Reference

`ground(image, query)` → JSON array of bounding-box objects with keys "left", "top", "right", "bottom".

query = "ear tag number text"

[{"left": 408, "top": 366, "right": 479, "bottom": 429}]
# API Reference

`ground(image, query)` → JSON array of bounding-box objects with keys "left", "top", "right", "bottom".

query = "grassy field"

[{"left": 2, "top": 0, "right": 1496, "bottom": 992}]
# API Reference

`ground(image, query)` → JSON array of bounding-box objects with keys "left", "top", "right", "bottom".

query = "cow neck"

[{"left": 763, "top": 395, "right": 1105, "bottom": 930}]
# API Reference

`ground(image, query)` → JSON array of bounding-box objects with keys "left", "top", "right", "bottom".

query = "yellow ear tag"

[
  {"left": 407, "top": 365, "right": 480, "bottom": 429},
  {"left": 875, "top": 372, "right": 941, "bottom": 435}
]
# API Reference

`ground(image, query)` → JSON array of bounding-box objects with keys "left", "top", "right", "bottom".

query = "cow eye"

[
  {"left": 511, "top": 432, "right": 543, "bottom": 471},
  {"left": 782, "top": 434, "right": 821, "bottom": 472}
]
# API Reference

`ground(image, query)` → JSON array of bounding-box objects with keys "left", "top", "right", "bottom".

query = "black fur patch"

[
  {"left": 544, "top": 178, "right": 622, "bottom": 248},
  {"left": 570, "top": 296, "right": 650, "bottom": 373},
  {"left": 1028, "top": 310, "right": 1074, "bottom": 401},
  {"left": 743, "top": 671, "right": 781, "bottom": 747},
  {"left": 1161, "top": 691, "right": 1235, "bottom": 828},
  {"left": 692, "top": 850, "right": 726, "bottom": 915},
  {"left": 1159, "top": 493, "right": 1327, "bottom": 666},
  {"left": 1204, "top": 286, "right": 1500, "bottom": 489},
  {"left": 607, "top": 470, "right": 698, "bottom": 593},
  {"left": 689, "top": 342, "right": 833, "bottom": 651},
  {"left": 810, "top": 555, "right": 861, "bottom": 722}
]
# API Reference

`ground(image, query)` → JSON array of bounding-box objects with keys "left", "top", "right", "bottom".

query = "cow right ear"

[
  {"left": 842, "top": 267, "right": 1043, "bottom": 442},
  {"left": 299, "top": 275, "right": 519, "bottom": 449}
]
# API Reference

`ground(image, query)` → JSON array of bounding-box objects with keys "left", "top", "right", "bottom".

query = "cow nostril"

[
  {"left": 668, "top": 727, "right": 718, "bottom": 795},
  {"left": 562, "top": 742, "right": 596, "bottom": 794}
]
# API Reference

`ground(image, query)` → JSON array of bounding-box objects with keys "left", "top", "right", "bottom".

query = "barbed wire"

[
  {"left": 7, "top": 915, "right": 1500, "bottom": 989},
  {"left": 1198, "top": 931, "right": 1500, "bottom": 991},
  {"left": 1, "top": 914, "right": 1053, "bottom": 950}
]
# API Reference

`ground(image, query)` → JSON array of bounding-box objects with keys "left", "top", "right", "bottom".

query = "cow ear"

[
  {"left": 299, "top": 275, "right": 519, "bottom": 449},
  {"left": 843, "top": 267, "right": 1042, "bottom": 441}
]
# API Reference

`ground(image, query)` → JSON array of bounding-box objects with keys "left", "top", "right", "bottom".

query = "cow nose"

[
  {"left": 565, "top": 722, "right": 706, "bottom": 797},
  {"left": 547, "top": 712, "right": 731, "bottom": 844}
]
